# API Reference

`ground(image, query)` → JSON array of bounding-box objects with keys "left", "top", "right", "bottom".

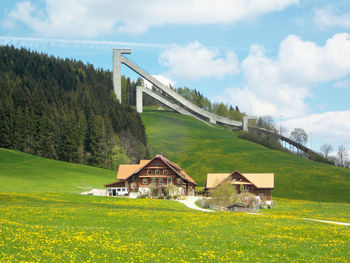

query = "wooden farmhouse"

[
  {"left": 205, "top": 170, "right": 274, "bottom": 203},
  {"left": 105, "top": 154, "right": 197, "bottom": 198}
]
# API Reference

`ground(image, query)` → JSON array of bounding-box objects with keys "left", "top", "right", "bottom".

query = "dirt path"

[
  {"left": 178, "top": 198, "right": 350, "bottom": 226},
  {"left": 177, "top": 196, "right": 214, "bottom": 212},
  {"left": 302, "top": 218, "right": 350, "bottom": 226}
]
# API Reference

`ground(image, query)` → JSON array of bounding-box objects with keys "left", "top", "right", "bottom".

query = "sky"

[{"left": 1, "top": 0, "right": 350, "bottom": 156}]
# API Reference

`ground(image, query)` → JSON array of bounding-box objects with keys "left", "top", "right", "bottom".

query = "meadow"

[
  {"left": 141, "top": 109, "right": 350, "bottom": 203},
  {"left": 0, "top": 148, "right": 115, "bottom": 193},
  {"left": 1, "top": 111, "right": 350, "bottom": 262},
  {"left": 0, "top": 192, "right": 349, "bottom": 262}
]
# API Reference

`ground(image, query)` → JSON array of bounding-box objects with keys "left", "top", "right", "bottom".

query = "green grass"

[
  {"left": 0, "top": 148, "right": 115, "bottom": 193},
  {"left": 263, "top": 198, "right": 350, "bottom": 222},
  {"left": 0, "top": 137, "right": 349, "bottom": 262},
  {"left": 0, "top": 192, "right": 349, "bottom": 262},
  {"left": 141, "top": 109, "right": 350, "bottom": 203}
]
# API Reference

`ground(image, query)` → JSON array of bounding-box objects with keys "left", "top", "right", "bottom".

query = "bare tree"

[
  {"left": 320, "top": 143, "right": 333, "bottom": 158},
  {"left": 337, "top": 145, "right": 347, "bottom": 167},
  {"left": 278, "top": 124, "right": 288, "bottom": 136},
  {"left": 290, "top": 128, "right": 308, "bottom": 146}
]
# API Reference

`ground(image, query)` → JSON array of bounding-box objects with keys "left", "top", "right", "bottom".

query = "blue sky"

[{"left": 1, "top": 0, "right": 350, "bottom": 156}]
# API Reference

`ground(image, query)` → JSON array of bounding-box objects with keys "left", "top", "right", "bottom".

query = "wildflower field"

[
  {"left": 0, "top": 193, "right": 349, "bottom": 262},
  {"left": 1, "top": 111, "right": 350, "bottom": 263}
]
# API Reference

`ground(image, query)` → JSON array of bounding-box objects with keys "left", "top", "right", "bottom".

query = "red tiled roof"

[
  {"left": 104, "top": 180, "right": 126, "bottom": 187},
  {"left": 117, "top": 164, "right": 144, "bottom": 180}
]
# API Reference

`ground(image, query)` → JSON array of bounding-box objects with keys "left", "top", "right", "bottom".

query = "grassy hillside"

[
  {"left": 0, "top": 148, "right": 115, "bottom": 193},
  {"left": 141, "top": 109, "right": 350, "bottom": 203},
  {"left": 0, "top": 132, "right": 349, "bottom": 262}
]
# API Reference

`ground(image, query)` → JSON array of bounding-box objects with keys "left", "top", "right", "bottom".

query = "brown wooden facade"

[{"left": 229, "top": 171, "right": 272, "bottom": 201}]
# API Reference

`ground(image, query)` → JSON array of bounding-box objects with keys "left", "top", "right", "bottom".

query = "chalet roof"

[
  {"left": 206, "top": 173, "right": 230, "bottom": 189},
  {"left": 206, "top": 171, "right": 274, "bottom": 189},
  {"left": 117, "top": 164, "right": 143, "bottom": 180},
  {"left": 116, "top": 155, "right": 197, "bottom": 185},
  {"left": 104, "top": 180, "right": 126, "bottom": 187},
  {"left": 157, "top": 155, "right": 197, "bottom": 185},
  {"left": 241, "top": 173, "right": 274, "bottom": 188}
]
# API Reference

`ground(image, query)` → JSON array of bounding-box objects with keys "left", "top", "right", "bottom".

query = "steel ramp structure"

[{"left": 113, "top": 48, "right": 254, "bottom": 130}]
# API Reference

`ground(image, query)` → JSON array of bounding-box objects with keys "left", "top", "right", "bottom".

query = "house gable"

[
  {"left": 137, "top": 158, "right": 179, "bottom": 180},
  {"left": 125, "top": 155, "right": 196, "bottom": 186},
  {"left": 228, "top": 170, "right": 253, "bottom": 184}
]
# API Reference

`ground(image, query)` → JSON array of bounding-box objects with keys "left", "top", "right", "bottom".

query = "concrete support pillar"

[
  {"left": 113, "top": 48, "right": 131, "bottom": 103},
  {"left": 243, "top": 116, "right": 248, "bottom": 131},
  {"left": 136, "top": 86, "right": 143, "bottom": 113}
]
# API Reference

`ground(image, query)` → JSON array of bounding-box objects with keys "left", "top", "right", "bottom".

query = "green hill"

[
  {"left": 141, "top": 109, "right": 350, "bottom": 203},
  {"left": 0, "top": 148, "right": 115, "bottom": 193}
]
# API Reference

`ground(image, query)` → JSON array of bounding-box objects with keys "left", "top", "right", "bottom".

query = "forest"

[{"left": 0, "top": 45, "right": 149, "bottom": 169}]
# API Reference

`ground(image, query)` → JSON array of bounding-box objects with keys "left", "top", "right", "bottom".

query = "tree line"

[
  {"left": 238, "top": 116, "right": 345, "bottom": 166},
  {"left": 0, "top": 45, "right": 149, "bottom": 169}
]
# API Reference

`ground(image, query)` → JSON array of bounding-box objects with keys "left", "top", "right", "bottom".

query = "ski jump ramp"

[{"left": 113, "top": 48, "right": 253, "bottom": 130}]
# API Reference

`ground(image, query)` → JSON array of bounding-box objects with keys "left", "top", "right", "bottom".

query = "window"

[
  {"left": 163, "top": 169, "right": 167, "bottom": 175},
  {"left": 147, "top": 169, "right": 151, "bottom": 175},
  {"left": 177, "top": 178, "right": 182, "bottom": 185},
  {"left": 117, "top": 188, "right": 121, "bottom": 192},
  {"left": 159, "top": 178, "right": 163, "bottom": 185},
  {"left": 130, "top": 183, "right": 136, "bottom": 190},
  {"left": 155, "top": 163, "right": 159, "bottom": 167},
  {"left": 155, "top": 169, "right": 159, "bottom": 175},
  {"left": 152, "top": 178, "right": 156, "bottom": 185},
  {"left": 143, "top": 178, "right": 148, "bottom": 185},
  {"left": 167, "top": 178, "right": 172, "bottom": 184},
  {"left": 122, "top": 188, "right": 125, "bottom": 192},
  {"left": 244, "top": 185, "right": 249, "bottom": 191}
]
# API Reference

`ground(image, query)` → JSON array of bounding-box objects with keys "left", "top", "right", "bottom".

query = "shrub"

[
  {"left": 148, "top": 183, "right": 158, "bottom": 197},
  {"left": 237, "top": 192, "right": 259, "bottom": 208},
  {"left": 238, "top": 131, "right": 284, "bottom": 151},
  {"left": 209, "top": 181, "right": 238, "bottom": 207}
]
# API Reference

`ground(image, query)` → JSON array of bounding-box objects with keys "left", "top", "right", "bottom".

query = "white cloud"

[
  {"left": 284, "top": 111, "right": 350, "bottom": 151},
  {"left": 4, "top": 0, "right": 298, "bottom": 37},
  {"left": 314, "top": 6, "right": 350, "bottom": 29},
  {"left": 143, "top": 74, "right": 176, "bottom": 89},
  {"left": 278, "top": 33, "right": 350, "bottom": 83},
  {"left": 159, "top": 41, "right": 240, "bottom": 80},
  {"left": 220, "top": 33, "right": 350, "bottom": 118},
  {"left": 333, "top": 79, "right": 349, "bottom": 89}
]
